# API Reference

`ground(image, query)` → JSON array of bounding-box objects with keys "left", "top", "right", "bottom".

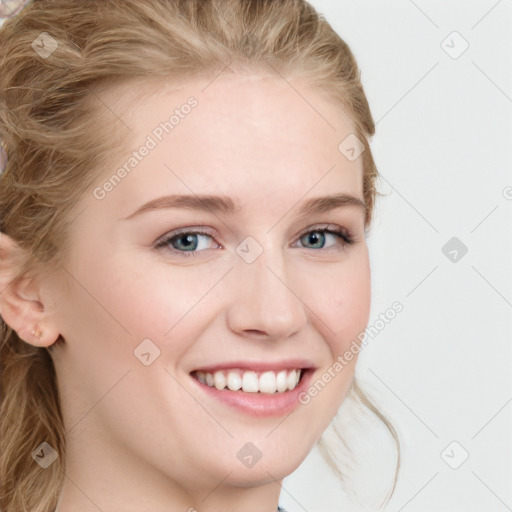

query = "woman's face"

[{"left": 50, "top": 72, "right": 370, "bottom": 506}]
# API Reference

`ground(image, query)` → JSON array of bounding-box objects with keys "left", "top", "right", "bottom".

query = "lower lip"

[{"left": 190, "top": 369, "right": 314, "bottom": 418}]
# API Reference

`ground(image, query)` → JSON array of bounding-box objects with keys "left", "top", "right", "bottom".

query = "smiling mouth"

[{"left": 190, "top": 368, "right": 308, "bottom": 394}]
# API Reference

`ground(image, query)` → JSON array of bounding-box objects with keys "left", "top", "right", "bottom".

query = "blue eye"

[
  {"left": 298, "top": 228, "right": 353, "bottom": 250},
  {"left": 154, "top": 229, "right": 218, "bottom": 255},
  {"left": 154, "top": 225, "right": 354, "bottom": 258}
]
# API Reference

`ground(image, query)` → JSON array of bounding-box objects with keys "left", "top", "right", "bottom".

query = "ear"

[{"left": 0, "top": 232, "right": 61, "bottom": 348}]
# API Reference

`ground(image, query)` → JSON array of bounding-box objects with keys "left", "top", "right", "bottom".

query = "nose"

[{"left": 225, "top": 245, "right": 308, "bottom": 341}]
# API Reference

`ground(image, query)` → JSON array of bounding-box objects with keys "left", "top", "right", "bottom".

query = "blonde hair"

[{"left": 0, "top": 1, "right": 400, "bottom": 510}]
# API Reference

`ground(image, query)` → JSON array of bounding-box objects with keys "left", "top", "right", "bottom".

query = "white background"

[{"left": 280, "top": 1, "right": 512, "bottom": 511}]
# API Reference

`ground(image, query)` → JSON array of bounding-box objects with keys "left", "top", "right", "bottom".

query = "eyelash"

[{"left": 154, "top": 224, "right": 355, "bottom": 259}]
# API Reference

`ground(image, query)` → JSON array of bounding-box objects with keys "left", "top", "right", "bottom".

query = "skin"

[{"left": 0, "top": 72, "right": 371, "bottom": 512}]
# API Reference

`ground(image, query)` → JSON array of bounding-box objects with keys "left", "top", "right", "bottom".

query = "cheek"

[
  {"left": 310, "top": 250, "right": 371, "bottom": 353},
  {"left": 88, "top": 256, "right": 214, "bottom": 339}
]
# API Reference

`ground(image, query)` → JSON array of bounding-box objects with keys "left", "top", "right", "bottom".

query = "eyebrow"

[{"left": 121, "top": 193, "right": 366, "bottom": 220}]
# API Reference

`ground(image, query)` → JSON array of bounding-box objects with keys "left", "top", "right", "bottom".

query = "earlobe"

[{"left": 0, "top": 232, "right": 60, "bottom": 348}]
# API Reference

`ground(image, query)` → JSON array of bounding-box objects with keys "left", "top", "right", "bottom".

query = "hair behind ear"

[{"left": 0, "top": 321, "right": 66, "bottom": 512}]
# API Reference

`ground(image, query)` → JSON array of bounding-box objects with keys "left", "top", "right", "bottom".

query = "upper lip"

[{"left": 191, "top": 359, "right": 316, "bottom": 374}]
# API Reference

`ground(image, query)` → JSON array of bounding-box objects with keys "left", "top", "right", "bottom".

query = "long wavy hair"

[{"left": 0, "top": 1, "right": 400, "bottom": 511}]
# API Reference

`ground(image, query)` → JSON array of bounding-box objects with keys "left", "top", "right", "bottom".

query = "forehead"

[
  {"left": 102, "top": 71, "right": 361, "bottom": 155},
  {"left": 92, "top": 73, "right": 364, "bottom": 214}
]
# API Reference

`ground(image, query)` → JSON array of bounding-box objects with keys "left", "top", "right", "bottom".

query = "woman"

[{"left": 0, "top": 1, "right": 400, "bottom": 511}]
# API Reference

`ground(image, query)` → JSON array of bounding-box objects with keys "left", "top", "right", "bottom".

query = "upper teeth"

[{"left": 194, "top": 369, "right": 302, "bottom": 393}]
